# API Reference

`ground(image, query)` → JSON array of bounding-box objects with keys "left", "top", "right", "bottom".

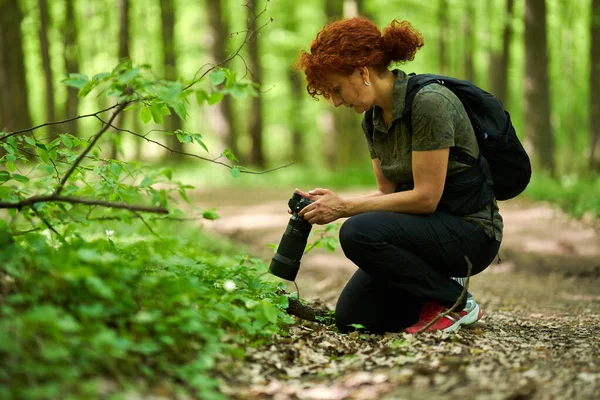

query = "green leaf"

[
  {"left": 196, "top": 90, "right": 210, "bottom": 105},
  {"left": 230, "top": 167, "right": 241, "bottom": 179},
  {"left": 37, "top": 148, "right": 50, "bottom": 164},
  {"left": 140, "top": 107, "right": 152, "bottom": 124},
  {"left": 5, "top": 161, "right": 16, "bottom": 172},
  {"left": 193, "top": 135, "right": 209, "bottom": 152},
  {"left": 209, "top": 69, "right": 226, "bottom": 86},
  {"left": 78, "top": 80, "right": 96, "bottom": 98},
  {"left": 140, "top": 176, "right": 153, "bottom": 188},
  {"left": 161, "top": 169, "right": 173, "bottom": 181},
  {"left": 261, "top": 300, "right": 279, "bottom": 324},
  {"left": 222, "top": 148, "right": 239, "bottom": 162},
  {"left": 61, "top": 135, "right": 74, "bottom": 149},
  {"left": 173, "top": 103, "right": 186, "bottom": 120},
  {"left": 207, "top": 92, "right": 224, "bottom": 105},
  {"left": 117, "top": 67, "right": 140, "bottom": 84},
  {"left": 0, "top": 171, "right": 10, "bottom": 182},
  {"left": 202, "top": 209, "right": 220, "bottom": 220},
  {"left": 12, "top": 174, "right": 29, "bottom": 183},
  {"left": 63, "top": 73, "right": 89, "bottom": 89},
  {"left": 109, "top": 163, "right": 121, "bottom": 179},
  {"left": 92, "top": 72, "right": 111, "bottom": 81},
  {"left": 176, "top": 132, "right": 193, "bottom": 144},
  {"left": 150, "top": 104, "right": 164, "bottom": 124}
]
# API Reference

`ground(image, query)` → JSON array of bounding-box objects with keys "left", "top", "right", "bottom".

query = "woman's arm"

[
  {"left": 344, "top": 148, "right": 448, "bottom": 215},
  {"left": 298, "top": 149, "right": 448, "bottom": 224}
]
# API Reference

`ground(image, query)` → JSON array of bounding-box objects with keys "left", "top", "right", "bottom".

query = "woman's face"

[{"left": 325, "top": 68, "right": 373, "bottom": 114}]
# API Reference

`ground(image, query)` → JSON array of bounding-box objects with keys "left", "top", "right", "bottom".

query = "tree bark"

[
  {"left": 206, "top": 0, "right": 241, "bottom": 159},
  {"left": 160, "top": 0, "right": 184, "bottom": 159},
  {"left": 111, "top": 0, "right": 131, "bottom": 160},
  {"left": 118, "top": 0, "right": 130, "bottom": 61},
  {"left": 438, "top": 0, "right": 449, "bottom": 75},
  {"left": 525, "top": 0, "right": 555, "bottom": 175},
  {"left": 38, "top": 0, "right": 55, "bottom": 125},
  {"left": 0, "top": 0, "right": 33, "bottom": 131},
  {"left": 590, "top": 0, "right": 600, "bottom": 170},
  {"left": 247, "top": 0, "right": 265, "bottom": 167},
  {"left": 63, "top": 0, "right": 80, "bottom": 135},
  {"left": 463, "top": 1, "right": 475, "bottom": 83},
  {"left": 496, "top": 0, "right": 515, "bottom": 108}
]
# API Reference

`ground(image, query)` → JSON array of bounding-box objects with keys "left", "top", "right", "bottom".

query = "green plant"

[{"left": 0, "top": 220, "right": 293, "bottom": 399}]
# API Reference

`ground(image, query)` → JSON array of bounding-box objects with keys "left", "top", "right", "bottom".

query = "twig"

[
  {"left": 56, "top": 101, "right": 129, "bottom": 195},
  {"left": 32, "top": 207, "right": 65, "bottom": 242},
  {"left": 0, "top": 194, "right": 168, "bottom": 214},
  {"left": 98, "top": 117, "right": 294, "bottom": 174},
  {"left": 415, "top": 256, "right": 473, "bottom": 335},
  {"left": 0, "top": 103, "right": 123, "bottom": 142}
]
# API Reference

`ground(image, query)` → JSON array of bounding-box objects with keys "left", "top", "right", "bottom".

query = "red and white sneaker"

[{"left": 405, "top": 297, "right": 483, "bottom": 334}]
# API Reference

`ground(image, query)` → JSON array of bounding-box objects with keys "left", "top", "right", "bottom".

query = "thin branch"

[
  {"left": 98, "top": 117, "right": 294, "bottom": 174},
  {"left": 56, "top": 101, "right": 129, "bottom": 195},
  {"left": 0, "top": 103, "right": 123, "bottom": 142},
  {"left": 415, "top": 256, "right": 473, "bottom": 335},
  {"left": 88, "top": 215, "right": 201, "bottom": 222},
  {"left": 32, "top": 207, "right": 65, "bottom": 242},
  {"left": 185, "top": 6, "right": 273, "bottom": 90},
  {"left": 11, "top": 228, "right": 42, "bottom": 236},
  {"left": 0, "top": 194, "right": 168, "bottom": 214},
  {"left": 132, "top": 210, "right": 161, "bottom": 239}
]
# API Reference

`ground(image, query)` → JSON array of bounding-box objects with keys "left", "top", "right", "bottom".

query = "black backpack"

[{"left": 404, "top": 74, "right": 532, "bottom": 201}]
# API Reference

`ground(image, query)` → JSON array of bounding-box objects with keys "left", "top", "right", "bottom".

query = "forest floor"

[{"left": 192, "top": 187, "right": 600, "bottom": 400}]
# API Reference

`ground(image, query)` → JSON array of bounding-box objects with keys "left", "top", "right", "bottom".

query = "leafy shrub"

[{"left": 0, "top": 221, "right": 292, "bottom": 399}]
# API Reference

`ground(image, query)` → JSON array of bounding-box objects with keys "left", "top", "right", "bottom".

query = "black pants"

[{"left": 335, "top": 211, "right": 501, "bottom": 333}]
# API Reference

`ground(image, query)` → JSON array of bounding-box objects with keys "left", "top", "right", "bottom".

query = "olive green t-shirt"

[{"left": 361, "top": 69, "right": 503, "bottom": 241}]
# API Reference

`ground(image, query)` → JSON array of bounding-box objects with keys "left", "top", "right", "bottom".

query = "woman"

[{"left": 294, "top": 17, "right": 502, "bottom": 334}]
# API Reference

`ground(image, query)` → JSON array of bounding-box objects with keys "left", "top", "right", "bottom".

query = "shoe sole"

[{"left": 441, "top": 302, "right": 481, "bottom": 333}]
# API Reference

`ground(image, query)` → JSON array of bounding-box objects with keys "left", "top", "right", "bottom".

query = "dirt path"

[{"left": 193, "top": 187, "right": 600, "bottom": 400}]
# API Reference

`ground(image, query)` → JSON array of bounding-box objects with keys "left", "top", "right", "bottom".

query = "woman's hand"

[{"left": 295, "top": 188, "right": 346, "bottom": 225}]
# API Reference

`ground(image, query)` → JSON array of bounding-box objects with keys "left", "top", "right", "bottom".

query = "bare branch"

[
  {"left": 98, "top": 117, "right": 294, "bottom": 174},
  {"left": 0, "top": 194, "right": 168, "bottom": 214},
  {"left": 32, "top": 207, "right": 65, "bottom": 242},
  {"left": 0, "top": 103, "right": 124, "bottom": 142},
  {"left": 56, "top": 101, "right": 129, "bottom": 195}
]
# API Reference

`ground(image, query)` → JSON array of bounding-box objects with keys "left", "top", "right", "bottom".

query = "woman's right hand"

[{"left": 288, "top": 188, "right": 320, "bottom": 214}]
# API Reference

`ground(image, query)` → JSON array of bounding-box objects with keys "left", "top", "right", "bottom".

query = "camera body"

[{"left": 269, "top": 193, "right": 313, "bottom": 281}]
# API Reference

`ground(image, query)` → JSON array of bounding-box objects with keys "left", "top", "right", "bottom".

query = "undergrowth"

[{"left": 0, "top": 221, "right": 292, "bottom": 400}]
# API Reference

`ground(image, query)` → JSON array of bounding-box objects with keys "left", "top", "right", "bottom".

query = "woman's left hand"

[{"left": 298, "top": 188, "right": 346, "bottom": 225}]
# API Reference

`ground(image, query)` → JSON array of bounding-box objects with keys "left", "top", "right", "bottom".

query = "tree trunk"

[
  {"left": 118, "top": 0, "right": 130, "bottom": 61},
  {"left": 247, "top": 0, "right": 265, "bottom": 167},
  {"left": 525, "top": 0, "right": 555, "bottom": 175},
  {"left": 438, "top": 0, "right": 449, "bottom": 75},
  {"left": 206, "top": 0, "right": 241, "bottom": 160},
  {"left": 590, "top": 0, "right": 600, "bottom": 170},
  {"left": 38, "top": 0, "right": 55, "bottom": 126},
  {"left": 63, "top": 0, "right": 80, "bottom": 135},
  {"left": 160, "top": 0, "right": 184, "bottom": 160},
  {"left": 496, "top": 0, "right": 515, "bottom": 108},
  {"left": 0, "top": 0, "right": 33, "bottom": 131},
  {"left": 110, "top": 0, "right": 131, "bottom": 160},
  {"left": 463, "top": 1, "right": 475, "bottom": 83}
]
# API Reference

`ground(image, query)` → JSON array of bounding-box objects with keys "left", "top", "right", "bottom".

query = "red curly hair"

[{"left": 296, "top": 17, "right": 424, "bottom": 99}]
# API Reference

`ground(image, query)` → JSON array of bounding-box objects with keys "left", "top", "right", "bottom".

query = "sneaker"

[
  {"left": 463, "top": 296, "right": 484, "bottom": 325},
  {"left": 405, "top": 298, "right": 483, "bottom": 334}
]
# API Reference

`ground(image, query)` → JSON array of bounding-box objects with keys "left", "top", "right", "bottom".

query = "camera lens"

[{"left": 270, "top": 193, "right": 314, "bottom": 281}]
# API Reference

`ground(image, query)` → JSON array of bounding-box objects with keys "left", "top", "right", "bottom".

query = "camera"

[{"left": 269, "top": 192, "right": 314, "bottom": 281}]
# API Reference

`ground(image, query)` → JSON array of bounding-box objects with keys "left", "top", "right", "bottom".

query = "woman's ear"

[{"left": 358, "top": 66, "right": 370, "bottom": 81}]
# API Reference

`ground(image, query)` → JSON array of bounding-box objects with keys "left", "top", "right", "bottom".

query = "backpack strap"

[{"left": 403, "top": 74, "right": 477, "bottom": 167}]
